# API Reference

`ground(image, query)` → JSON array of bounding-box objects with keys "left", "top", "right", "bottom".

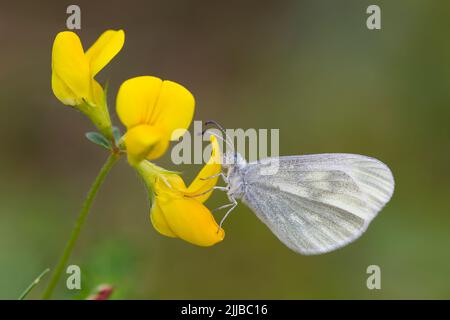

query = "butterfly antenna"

[
  {"left": 203, "top": 120, "right": 234, "bottom": 151},
  {"left": 203, "top": 130, "right": 233, "bottom": 152}
]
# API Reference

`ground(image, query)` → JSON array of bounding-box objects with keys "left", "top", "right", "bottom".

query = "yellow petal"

[
  {"left": 124, "top": 124, "right": 168, "bottom": 164},
  {"left": 51, "top": 31, "right": 90, "bottom": 105},
  {"left": 116, "top": 76, "right": 163, "bottom": 129},
  {"left": 146, "top": 139, "right": 169, "bottom": 160},
  {"left": 159, "top": 197, "right": 225, "bottom": 247},
  {"left": 90, "top": 79, "right": 105, "bottom": 107},
  {"left": 85, "top": 30, "right": 125, "bottom": 77},
  {"left": 186, "top": 135, "right": 222, "bottom": 203},
  {"left": 116, "top": 76, "right": 194, "bottom": 161},
  {"left": 153, "top": 80, "right": 195, "bottom": 141},
  {"left": 150, "top": 202, "right": 176, "bottom": 238},
  {"left": 51, "top": 72, "right": 77, "bottom": 106},
  {"left": 155, "top": 174, "right": 188, "bottom": 196}
]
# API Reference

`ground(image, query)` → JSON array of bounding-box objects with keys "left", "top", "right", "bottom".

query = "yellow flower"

[
  {"left": 116, "top": 76, "right": 195, "bottom": 164},
  {"left": 136, "top": 136, "right": 224, "bottom": 247},
  {"left": 51, "top": 30, "right": 125, "bottom": 139}
]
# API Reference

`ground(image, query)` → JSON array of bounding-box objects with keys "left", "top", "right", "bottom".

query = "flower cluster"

[{"left": 51, "top": 30, "right": 224, "bottom": 247}]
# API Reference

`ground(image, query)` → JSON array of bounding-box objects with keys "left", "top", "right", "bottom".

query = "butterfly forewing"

[{"left": 240, "top": 154, "right": 394, "bottom": 255}]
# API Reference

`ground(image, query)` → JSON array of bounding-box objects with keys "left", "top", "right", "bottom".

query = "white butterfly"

[{"left": 205, "top": 124, "right": 395, "bottom": 255}]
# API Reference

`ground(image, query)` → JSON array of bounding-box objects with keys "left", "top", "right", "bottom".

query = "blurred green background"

[{"left": 0, "top": 0, "right": 449, "bottom": 299}]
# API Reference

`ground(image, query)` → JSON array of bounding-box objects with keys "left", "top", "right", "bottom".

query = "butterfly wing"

[{"left": 240, "top": 154, "right": 394, "bottom": 255}]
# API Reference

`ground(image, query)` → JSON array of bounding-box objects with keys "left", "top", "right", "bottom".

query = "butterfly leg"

[
  {"left": 212, "top": 202, "right": 234, "bottom": 213},
  {"left": 184, "top": 186, "right": 228, "bottom": 199},
  {"left": 200, "top": 172, "right": 228, "bottom": 183},
  {"left": 218, "top": 196, "right": 237, "bottom": 231}
]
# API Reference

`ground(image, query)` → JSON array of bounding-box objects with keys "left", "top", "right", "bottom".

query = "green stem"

[
  {"left": 42, "top": 153, "right": 120, "bottom": 300},
  {"left": 19, "top": 268, "right": 50, "bottom": 300}
]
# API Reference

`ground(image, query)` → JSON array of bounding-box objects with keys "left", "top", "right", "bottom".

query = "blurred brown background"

[{"left": 0, "top": 0, "right": 449, "bottom": 299}]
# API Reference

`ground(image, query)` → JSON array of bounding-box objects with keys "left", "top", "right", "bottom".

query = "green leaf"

[
  {"left": 86, "top": 132, "right": 112, "bottom": 150},
  {"left": 112, "top": 126, "right": 122, "bottom": 144}
]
